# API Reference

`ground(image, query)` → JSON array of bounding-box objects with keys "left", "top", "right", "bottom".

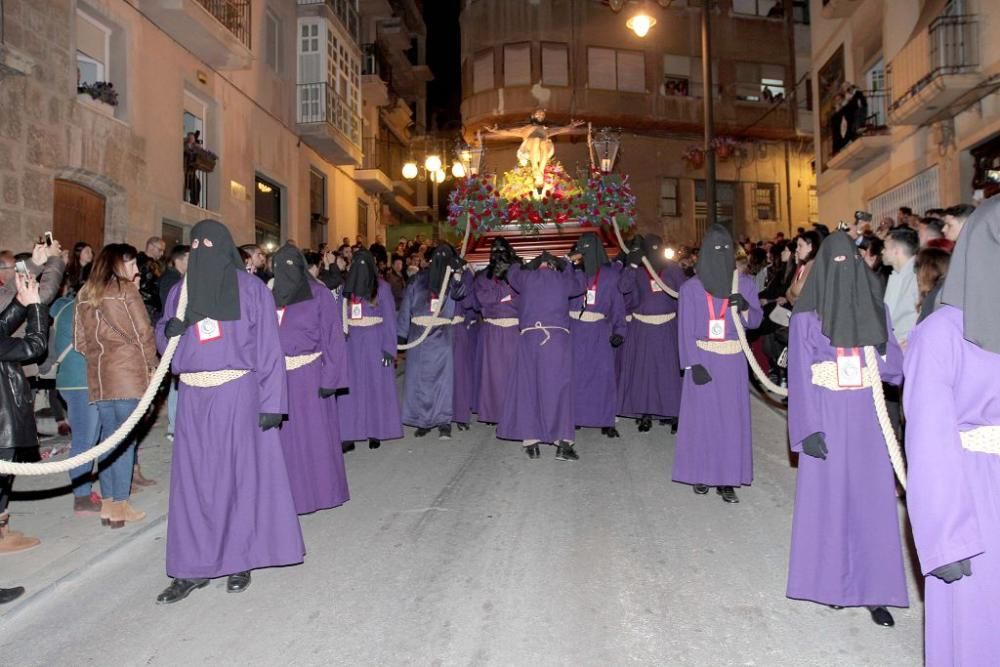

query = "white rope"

[
  {"left": 0, "top": 280, "right": 189, "bottom": 476},
  {"left": 729, "top": 269, "right": 788, "bottom": 397},
  {"left": 611, "top": 223, "right": 679, "bottom": 299}
]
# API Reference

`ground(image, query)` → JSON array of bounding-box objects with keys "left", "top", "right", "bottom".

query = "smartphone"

[
  {"left": 14, "top": 260, "right": 30, "bottom": 277},
  {"left": 44, "top": 231, "right": 53, "bottom": 246}
]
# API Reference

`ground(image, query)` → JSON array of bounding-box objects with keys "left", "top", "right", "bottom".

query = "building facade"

[
  {"left": 459, "top": 0, "right": 816, "bottom": 245},
  {"left": 810, "top": 0, "right": 1000, "bottom": 224},
  {"left": 0, "top": 0, "right": 429, "bottom": 255}
]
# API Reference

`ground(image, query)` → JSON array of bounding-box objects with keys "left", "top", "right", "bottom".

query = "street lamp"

[
  {"left": 402, "top": 160, "right": 419, "bottom": 180},
  {"left": 451, "top": 161, "right": 467, "bottom": 179},
  {"left": 424, "top": 153, "right": 442, "bottom": 173},
  {"left": 626, "top": 6, "right": 656, "bottom": 38}
]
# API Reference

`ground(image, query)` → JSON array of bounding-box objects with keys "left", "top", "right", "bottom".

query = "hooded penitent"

[
  {"left": 573, "top": 232, "right": 609, "bottom": 277},
  {"left": 271, "top": 244, "right": 314, "bottom": 308},
  {"left": 941, "top": 196, "right": 1000, "bottom": 355},
  {"left": 185, "top": 219, "right": 244, "bottom": 324},
  {"left": 793, "top": 231, "right": 887, "bottom": 348},
  {"left": 695, "top": 224, "right": 736, "bottom": 299},
  {"left": 644, "top": 234, "right": 669, "bottom": 274},
  {"left": 428, "top": 243, "right": 458, "bottom": 292},
  {"left": 344, "top": 249, "right": 377, "bottom": 301},
  {"left": 487, "top": 237, "right": 518, "bottom": 280},
  {"left": 526, "top": 251, "right": 563, "bottom": 271}
]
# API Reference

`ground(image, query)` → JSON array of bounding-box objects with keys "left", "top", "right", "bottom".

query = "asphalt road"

[{"left": 0, "top": 396, "right": 924, "bottom": 666}]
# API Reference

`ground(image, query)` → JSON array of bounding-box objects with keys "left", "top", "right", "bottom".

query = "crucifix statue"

[{"left": 484, "top": 110, "right": 585, "bottom": 195}]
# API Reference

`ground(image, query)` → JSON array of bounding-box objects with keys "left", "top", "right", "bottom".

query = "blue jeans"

[
  {"left": 60, "top": 389, "right": 101, "bottom": 498},
  {"left": 96, "top": 399, "right": 139, "bottom": 502}
]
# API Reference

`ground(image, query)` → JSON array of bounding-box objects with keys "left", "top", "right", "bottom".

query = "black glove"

[
  {"left": 610, "top": 334, "right": 624, "bottom": 348},
  {"left": 690, "top": 364, "right": 712, "bottom": 385},
  {"left": 801, "top": 432, "right": 828, "bottom": 460},
  {"left": 381, "top": 352, "right": 394, "bottom": 367},
  {"left": 931, "top": 559, "right": 972, "bottom": 583},
  {"left": 164, "top": 317, "right": 186, "bottom": 338},
  {"left": 728, "top": 292, "right": 749, "bottom": 312},
  {"left": 627, "top": 248, "right": 645, "bottom": 267},
  {"left": 876, "top": 342, "right": 887, "bottom": 356},
  {"left": 397, "top": 335, "right": 408, "bottom": 347},
  {"left": 319, "top": 388, "right": 337, "bottom": 399},
  {"left": 259, "top": 413, "right": 283, "bottom": 431}
]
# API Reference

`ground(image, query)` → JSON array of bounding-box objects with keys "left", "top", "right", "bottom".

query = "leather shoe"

[
  {"left": 601, "top": 427, "right": 621, "bottom": 439},
  {"left": 368, "top": 439, "right": 381, "bottom": 450},
  {"left": 717, "top": 486, "right": 740, "bottom": 504},
  {"left": 693, "top": 484, "right": 710, "bottom": 495},
  {"left": 226, "top": 571, "right": 251, "bottom": 594},
  {"left": 637, "top": 416, "right": 652, "bottom": 433},
  {"left": 555, "top": 443, "right": 579, "bottom": 462},
  {"left": 524, "top": 444, "right": 540, "bottom": 459},
  {"left": 414, "top": 427, "right": 431, "bottom": 438},
  {"left": 868, "top": 606, "right": 894, "bottom": 627},
  {"left": 669, "top": 418, "right": 679, "bottom": 435},
  {"left": 438, "top": 424, "right": 452, "bottom": 440},
  {"left": 156, "top": 578, "right": 209, "bottom": 605},
  {"left": 456, "top": 422, "right": 470, "bottom": 432},
  {"left": 342, "top": 441, "right": 355, "bottom": 453},
  {"left": 0, "top": 586, "right": 24, "bottom": 605}
]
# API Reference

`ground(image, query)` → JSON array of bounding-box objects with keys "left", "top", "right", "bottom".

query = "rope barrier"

[
  {"left": 729, "top": 270, "right": 788, "bottom": 397},
  {"left": 0, "top": 280, "right": 189, "bottom": 476},
  {"left": 610, "top": 223, "right": 679, "bottom": 299}
]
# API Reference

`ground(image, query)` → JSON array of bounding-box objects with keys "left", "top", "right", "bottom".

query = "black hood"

[
  {"left": 487, "top": 237, "right": 519, "bottom": 279},
  {"left": 429, "top": 243, "right": 458, "bottom": 292},
  {"left": 185, "top": 219, "right": 244, "bottom": 324},
  {"left": 271, "top": 244, "right": 313, "bottom": 307},
  {"left": 941, "top": 197, "right": 1000, "bottom": 354},
  {"left": 526, "top": 251, "right": 564, "bottom": 271},
  {"left": 793, "top": 231, "right": 887, "bottom": 348},
  {"left": 644, "top": 234, "right": 669, "bottom": 274},
  {"left": 344, "top": 249, "right": 377, "bottom": 301},
  {"left": 696, "top": 224, "right": 736, "bottom": 299},
  {"left": 572, "top": 232, "right": 609, "bottom": 277}
]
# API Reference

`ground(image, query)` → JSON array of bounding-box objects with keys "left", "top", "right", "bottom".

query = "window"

[
  {"left": 793, "top": 0, "right": 810, "bottom": 24},
  {"left": 660, "top": 178, "right": 680, "bottom": 217},
  {"left": 732, "top": 0, "right": 782, "bottom": 18},
  {"left": 864, "top": 58, "right": 887, "bottom": 127},
  {"left": 735, "top": 62, "right": 785, "bottom": 102},
  {"left": 504, "top": 43, "right": 531, "bottom": 87},
  {"left": 473, "top": 49, "right": 494, "bottom": 93},
  {"left": 588, "top": 47, "right": 645, "bottom": 93},
  {"left": 76, "top": 10, "right": 110, "bottom": 85},
  {"left": 255, "top": 175, "right": 282, "bottom": 250},
  {"left": 265, "top": 10, "right": 281, "bottom": 72},
  {"left": 183, "top": 105, "right": 209, "bottom": 209},
  {"left": 298, "top": 21, "right": 321, "bottom": 82},
  {"left": 357, "top": 199, "right": 369, "bottom": 240},
  {"left": 695, "top": 180, "right": 736, "bottom": 238},
  {"left": 754, "top": 183, "right": 778, "bottom": 220},
  {"left": 663, "top": 54, "right": 691, "bottom": 97},
  {"left": 541, "top": 43, "right": 569, "bottom": 86},
  {"left": 690, "top": 57, "right": 719, "bottom": 98}
]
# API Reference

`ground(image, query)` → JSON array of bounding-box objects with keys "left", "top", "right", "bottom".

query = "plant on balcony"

[
  {"left": 184, "top": 132, "right": 218, "bottom": 173},
  {"left": 77, "top": 81, "right": 119, "bottom": 107},
  {"left": 683, "top": 146, "right": 705, "bottom": 169},
  {"left": 711, "top": 136, "right": 738, "bottom": 160}
]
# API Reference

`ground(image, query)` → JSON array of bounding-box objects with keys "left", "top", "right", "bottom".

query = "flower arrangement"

[
  {"left": 447, "top": 175, "right": 509, "bottom": 235},
  {"left": 498, "top": 162, "right": 582, "bottom": 202},
  {"left": 682, "top": 146, "right": 705, "bottom": 169},
  {"left": 579, "top": 172, "right": 638, "bottom": 233},
  {"left": 77, "top": 81, "right": 119, "bottom": 107},
  {"left": 711, "top": 135, "right": 738, "bottom": 160}
]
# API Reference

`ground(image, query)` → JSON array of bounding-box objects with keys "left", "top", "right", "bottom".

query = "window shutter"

[
  {"left": 663, "top": 54, "right": 690, "bottom": 77},
  {"left": 587, "top": 47, "right": 616, "bottom": 90},
  {"left": 504, "top": 43, "right": 531, "bottom": 87},
  {"left": 473, "top": 50, "right": 495, "bottom": 93},
  {"left": 76, "top": 14, "right": 107, "bottom": 64},
  {"left": 616, "top": 51, "right": 645, "bottom": 92},
  {"left": 541, "top": 43, "right": 569, "bottom": 86},
  {"left": 265, "top": 13, "right": 279, "bottom": 71}
]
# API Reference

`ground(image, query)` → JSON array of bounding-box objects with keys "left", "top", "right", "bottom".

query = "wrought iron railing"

[
  {"left": 196, "top": 0, "right": 251, "bottom": 48},
  {"left": 361, "top": 135, "right": 409, "bottom": 178},
  {"left": 831, "top": 89, "right": 890, "bottom": 158},
  {"left": 297, "top": 0, "right": 360, "bottom": 45},
  {"left": 889, "top": 13, "right": 978, "bottom": 111},
  {"left": 297, "top": 82, "right": 361, "bottom": 146}
]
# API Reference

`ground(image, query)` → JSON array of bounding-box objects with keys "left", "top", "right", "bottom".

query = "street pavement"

[{"left": 0, "top": 396, "right": 924, "bottom": 666}]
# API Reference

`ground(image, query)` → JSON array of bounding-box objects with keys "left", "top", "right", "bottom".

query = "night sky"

[{"left": 423, "top": 0, "right": 464, "bottom": 132}]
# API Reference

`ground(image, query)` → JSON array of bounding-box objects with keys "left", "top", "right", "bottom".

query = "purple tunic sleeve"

[
  {"left": 565, "top": 268, "right": 588, "bottom": 298},
  {"left": 877, "top": 310, "right": 904, "bottom": 385},
  {"left": 506, "top": 264, "right": 524, "bottom": 294},
  {"left": 738, "top": 273, "right": 764, "bottom": 330},
  {"left": 608, "top": 271, "right": 627, "bottom": 338},
  {"left": 317, "top": 284, "right": 348, "bottom": 391},
  {"left": 379, "top": 280, "right": 398, "bottom": 359},
  {"left": 474, "top": 272, "right": 496, "bottom": 305},
  {"left": 252, "top": 280, "right": 287, "bottom": 415},
  {"left": 155, "top": 281, "right": 181, "bottom": 355},
  {"left": 787, "top": 312, "right": 823, "bottom": 453},
  {"left": 619, "top": 266, "right": 637, "bottom": 296},
  {"left": 677, "top": 280, "right": 699, "bottom": 369},
  {"left": 903, "top": 316, "right": 986, "bottom": 574}
]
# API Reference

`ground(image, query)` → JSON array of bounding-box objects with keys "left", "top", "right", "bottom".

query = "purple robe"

[
  {"left": 496, "top": 264, "right": 587, "bottom": 443},
  {"left": 617, "top": 264, "right": 687, "bottom": 419},
  {"left": 615, "top": 267, "right": 640, "bottom": 385},
  {"left": 786, "top": 311, "right": 909, "bottom": 608},
  {"left": 452, "top": 271, "right": 481, "bottom": 425},
  {"left": 338, "top": 279, "right": 403, "bottom": 442},
  {"left": 672, "top": 275, "right": 763, "bottom": 487},
  {"left": 274, "top": 280, "right": 350, "bottom": 515},
  {"left": 904, "top": 305, "right": 1000, "bottom": 666},
  {"left": 156, "top": 272, "right": 304, "bottom": 579},
  {"left": 397, "top": 271, "right": 461, "bottom": 429},
  {"left": 474, "top": 272, "right": 519, "bottom": 424},
  {"left": 570, "top": 263, "right": 626, "bottom": 428}
]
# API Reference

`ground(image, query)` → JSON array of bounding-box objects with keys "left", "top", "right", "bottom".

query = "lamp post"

[
  {"left": 610, "top": 0, "right": 719, "bottom": 232},
  {"left": 591, "top": 128, "right": 622, "bottom": 174}
]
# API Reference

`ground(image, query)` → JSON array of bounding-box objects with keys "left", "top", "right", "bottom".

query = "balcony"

[
  {"left": 362, "top": 43, "right": 391, "bottom": 107},
  {"left": 827, "top": 90, "right": 893, "bottom": 171},
  {"left": 297, "top": 83, "right": 363, "bottom": 166},
  {"left": 888, "top": 14, "right": 982, "bottom": 126},
  {"left": 376, "top": 17, "right": 410, "bottom": 51},
  {"left": 820, "top": 0, "right": 861, "bottom": 20},
  {"left": 297, "top": 0, "right": 359, "bottom": 46},
  {"left": 355, "top": 137, "right": 396, "bottom": 194},
  {"left": 139, "top": 0, "right": 252, "bottom": 69}
]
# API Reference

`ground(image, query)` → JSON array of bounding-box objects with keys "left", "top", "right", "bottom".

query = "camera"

[{"left": 854, "top": 210, "right": 873, "bottom": 223}]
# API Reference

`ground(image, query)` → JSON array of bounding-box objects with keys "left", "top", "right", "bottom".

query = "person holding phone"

[{"left": 0, "top": 237, "right": 65, "bottom": 315}]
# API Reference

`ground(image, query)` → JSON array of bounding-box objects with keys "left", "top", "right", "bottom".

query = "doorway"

[{"left": 53, "top": 180, "right": 105, "bottom": 250}]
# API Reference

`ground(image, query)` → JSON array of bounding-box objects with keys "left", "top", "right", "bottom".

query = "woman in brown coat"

[
  {"left": 75, "top": 244, "right": 158, "bottom": 528},
  {"left": 784, "top": 231, "right": 821, "bottom": 307}
]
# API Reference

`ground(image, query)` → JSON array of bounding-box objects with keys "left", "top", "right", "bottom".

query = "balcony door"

[{"left": 53, "top": 180, "right": 105, "bottom": 251}]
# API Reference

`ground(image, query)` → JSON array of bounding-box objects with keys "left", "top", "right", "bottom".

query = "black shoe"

[
  {"left": 456, "top": 422, "right": 470, "bottom": 432},
  {"left": 0, "top": 586, "right": 25, "bottom": 605},
  {"left": 601, "top": 427, "right": 621, "bottom": 439},
  {"left": 658, "top": 419, "right": 669, "bottom": 426},
  {"left": 555, "top": 443, "right": 579, "bottom": 462},
  {"left": 342, "top": 441, "right": 355, "bottom": 453},
  {"left": 226, "top": 571, "right": 251, "bottom": 594},
  {"left": 438, "top": 424, "right": 452, "bottom": 439},
  {"left": 637, "top": 416, "right": 652, "bottom": 433},
  {"left": 414, "top": 427, "right": 431, "bottom": 438},
  {"left": 156, "top": 578, "right": 209, "bottom": 605},
  {"left": 368, "top": 439, "right": 381, "bottom": 450},
  {"left": 717, "top": 486, "right": 740, "bottom": 504},
  {"left": 692, "top": 484, "right": 710, "bottom": 495},
  {"left": 524, "top": 444, "right": 540, "bottom": 459},
  {"left": 868, "top": 606, "right": 894, "bottom": 627},
  {"left": 669, "top": 418, "right": 678, "bottom": 435}
]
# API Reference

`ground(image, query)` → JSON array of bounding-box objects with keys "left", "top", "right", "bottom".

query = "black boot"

[
  {"left": 555, "top": 442, "right": 579, "bottom": 462},
  {"left": 669, "top": 417, "right": 678, "bottom": 434},
  {"left": 717, "top": 486, "right": 740, "bottom": 504},
  {"left": 414, "top": 427, "right": 431, "bottom": 437},
  {"left": 692, "top": 484, "right": 710, "bottom": 495},
  {"left": 868, "top": 606, "right": 895, "bottom": 627},
  {"left": 523, "top": 444, "right": 540, "bottom": 459},
  {"left": 601, "top": 427, "right": 621, "bottom": 438},
  {"left": 369, "top": 438, "right": 381, "bottom": 450},
  {"left": 226, "top": 571, "right": 251, "bottom": 594},
  {"left": 156, "top": 578, "right": 209, "bottom": 605},
  {"left": 438, "top": 424, "right": 452, "bottom": 440},
  {"left": 342, "top": 441, "right": 355, "bottom": 453},
  {"left": 0, "top": 586, "right": 24, "bottom": 605}
]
